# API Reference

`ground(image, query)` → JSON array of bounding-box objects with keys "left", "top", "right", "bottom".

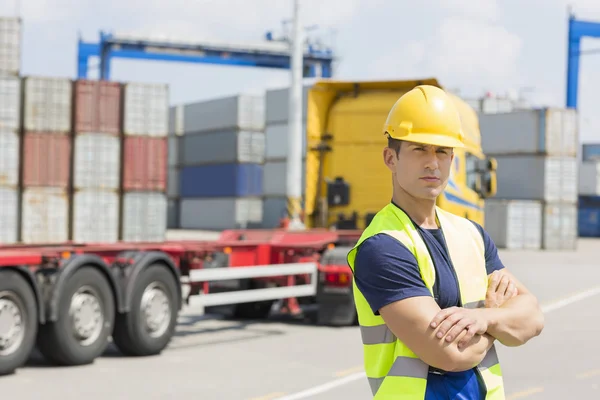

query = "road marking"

[
  {"left": 540, "top": 285, "right": 600, "bottom": 314},
  {"left": 577, "top": 369, "right": 600, "bottom": 380},
  {"left": 250, "top": 392, "right": 287, "bottom": 400},
  {"left": 507, "top": 387, "right": 544, "bottom": 399},
  {"left": 273, "top": 372, "right": 366, "bottom": 400},
  {"left": 334, "top": 365, "right": 363, "bottom": 377}
]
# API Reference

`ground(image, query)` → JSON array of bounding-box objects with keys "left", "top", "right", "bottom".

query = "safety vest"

[{"left": 347, "top": 203, "right": 505, "bottom": 399}]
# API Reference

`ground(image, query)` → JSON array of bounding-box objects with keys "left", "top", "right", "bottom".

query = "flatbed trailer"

[{"left": 0, "top": 228, "right": 361, "bottom": 376}]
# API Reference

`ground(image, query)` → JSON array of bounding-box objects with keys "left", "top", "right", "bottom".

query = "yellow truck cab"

[{"left": 303, "top": 78, "right": 497, "bottom": 230}]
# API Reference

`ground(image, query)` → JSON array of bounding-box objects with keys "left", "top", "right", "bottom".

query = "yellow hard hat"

[{"left": 383, "top": 85, "right": 464, "bottom": 148}]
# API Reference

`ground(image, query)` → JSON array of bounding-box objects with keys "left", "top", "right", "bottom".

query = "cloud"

[
  {"left": 0, "top": 0, "right": 84, "bottom": 23},
  {"left": 439, "top": 0, "right": 500, "bottom": 21}
]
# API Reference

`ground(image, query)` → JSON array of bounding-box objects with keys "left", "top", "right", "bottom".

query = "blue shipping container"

[
  {"left": 582, "top": 143, "right": 600, "bottom": 161},
  {"left": 578, "top": 207, "right": 600, "bottom": 237},
  {"left": 179, "top": 163, "right": 263, "bottom": 197}
]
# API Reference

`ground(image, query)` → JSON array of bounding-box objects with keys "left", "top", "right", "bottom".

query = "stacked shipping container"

[
  {"left": 480, "top": 108, "right": 579, "bottom": 250},
  {"left": 175, "top": 94, "right": 265, "bottom": 230},
  {"left": 577, "top": 143, "right": 600, "bottom": 237}
]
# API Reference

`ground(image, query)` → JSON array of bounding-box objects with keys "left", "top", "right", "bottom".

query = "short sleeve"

[
  {"left": 469, "top": 220, "right": 506, "bottom": 275},
  {"left": 353, "top": 233, "right": 433, "bottom": 315}
]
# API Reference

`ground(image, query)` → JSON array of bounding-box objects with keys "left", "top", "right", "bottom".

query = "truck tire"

[
  {"left": 112, "top": 264, "right": 178, "bottom": 357},
  {"left": 37, "top": 266, "right": 115, "bottom": 366},
  {"left": 0, "top": 270, "right": 38, "bottom": 375}
]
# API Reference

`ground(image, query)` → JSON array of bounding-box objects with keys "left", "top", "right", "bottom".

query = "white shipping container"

[
  {"left": 124, "top": 82, "right": 169, "bottom": 136},
  {"left": 0, "top": 17, "right": 21, "bottom": 75},
  {"left": 266, "top": 85, "right": 310, "bottom": 124},
  {"left": 265, "top": 122, "right": 307, "bottom": 159},
  {"left": 480, "top": 108, "right": 578, "bottom": 156},
  {"left": 182, "top": 94, "right": 265, "bottom": 133},
  {"left": 72, "top": 189, "right": 119, "bottom": 243},
  {"left": 480, "top": 97, "right": 516, "bottom": 114},
  {"left": 543, "top": 203, "right": 578, "bottom": 250},
  {"left": 168, "top": 105, "right": 184, "bottom": 136},
  {"left": 181, "top": 130, "right": 265, "bottom": 165},
  {"left": 579, "top": 160, "right": 600, "bottom": 196},
  {"left": 74, "top": 134, "right": 121, "bottom": 190},
  {"left": 0, "top": 186, "right": 18, "bottom": 243},
  {"left": 21, "top": 187, "right": 69, "bottom": 244},
  {"left": 24, "top": 76, "right": 72, "bottom": 132},
  {"left": 0, "top": 130, "right": 19, "bottom": 187},
  {"left": 122, "top": 192, "right": 167, "bottom": 242},
  {"left": 179, "top": 197, "right": 262, "bottom": 230},
  {"left": 483, "top": 199, "right": 542, "bottom": 250},
  {"left": 0, "top": 75, "right": 21, "bottom": 130},
  {"left": 263, "top": 159, "right": 306, "bottom": 196},
  {"left": 493, "top": 155, "right": 577, "bottom": 203}
]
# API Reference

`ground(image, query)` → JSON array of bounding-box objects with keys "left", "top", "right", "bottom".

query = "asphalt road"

[{"left": 2, "top": 238, "right": 600, "bottom": 399}]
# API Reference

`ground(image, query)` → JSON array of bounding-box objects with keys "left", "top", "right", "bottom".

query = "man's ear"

[{"left": 383, "top": 147, "right": 397, "bottom": 173}]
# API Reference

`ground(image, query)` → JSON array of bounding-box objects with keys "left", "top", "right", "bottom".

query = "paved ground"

[{"left": 2, "top": 238, "right": 599, "bottom": 399}]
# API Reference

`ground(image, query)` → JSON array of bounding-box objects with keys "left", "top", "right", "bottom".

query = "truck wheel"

[
  {"left": 112, "top": 264, "right": 178, "bottom": 357},
  {"left": 37, "top": 267, "right": 115, "bottom": 366},
  {"left": 0, "top": 270, "right": 38, "bottom": 375}
]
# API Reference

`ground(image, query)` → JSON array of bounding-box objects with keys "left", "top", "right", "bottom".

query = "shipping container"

[
  {"left": 23, "top": 133, "right": 71, "bottom": 188},
  {"left": 74, "top": 80, "right": 121, "bottom": 134},
  {"left": 21, "top": 187, "right": 69, "bottom": 243},
  {"left": 579, "top": 160, "right": 600, "bottom": 196},
  {"left": 480, "top": 108, "right": 578, "bottom": 156},
  {"left": 179, "top": 197, "right": 262, "bottom": 230},
  {"left": 483, "top": 199, "right": 542, "bottom": 250},
  {"left": 479, "top": 97, "right": 516, "bottom": 114},
  {"left": 123, "top": 136, "right": 167, "bottom": 191},
  {"left": 582, "top": 143, "right": 600, "bottom": 162},
  {"left": 182, "top": 94, "right": 265, "bottom": 133},
  {"left": 0, "top": 186, "right": 18, "bottom": 243},
  {"left": 168, "top": 104, "right": 184, "bottom": 136},
  {"left": 167, "top": 167, "right": 179, "bottom": 198},
  {"left": 72, "top": 189, "right": 119, "bottom": 243},
  {"left": 123, "top": 82, "right": 168, "bottom": 136},
  {"left": 167, "top": 198, "right": 179, "bottom": 229},
  {"left": 263, "top": 159, "right": 306, "bottom": 196},
  {"left": 23, "top": 76, "right": 72, "bottom": 132},
  {"left": 121, "top": 191, "right": 167, "bottom": 242},
  {"left": 265, "top": 122, "right": 307, "bottom": 159},
  {"left": 0, "top": 130, "right": 19, "bottom": 187},
  {"left": 578, "top": 207, "right": 600, "bottom": 237},
  {"left": 0, "top": 75, "right": 21, "bottom": 130},
  {"left": 266, "top": 85, "right": 310, "bottom": 124},
  {"left": 179, "top": 163, "right": 263, "bottom": 197},
  {"left": 168, "top": 135, "right": 180, "bottom": 167},
  {"left": 542, "top": 203, "right": 578, "bottom": 250},
  {"left": 262, "top": 196, "right": 288, "bottom": 228},
  {"left": 74, "top": 133, "right": 120, "bottom": 190},
  {"left": 0, "top": 17, "right": 21, "bottom": 75},
  {"left": 493, "top": 155, "right": 577, "bottom": 203},
  {"left": 181, "top": 130, "right": 265, "bottom": 165}
]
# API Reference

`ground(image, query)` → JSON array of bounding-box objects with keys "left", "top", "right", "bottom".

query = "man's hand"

[
  {"left": 486, "top": 270, "right": 518, "bottom": 308},
  {"left": 429, "top": 307, "right": 490, "bottom": 349}
]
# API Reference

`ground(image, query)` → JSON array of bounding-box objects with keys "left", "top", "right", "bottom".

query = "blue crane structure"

[
  {"left": 77, "top": 30, "right": 335, "bottom": 80},
  {"left": 566, "top": 12, "right": 600, "bottom": 108}
]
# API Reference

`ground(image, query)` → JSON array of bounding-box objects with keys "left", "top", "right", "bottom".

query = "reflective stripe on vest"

[{"left": 347, "top": 204, "right": 505, "bottom": 399}]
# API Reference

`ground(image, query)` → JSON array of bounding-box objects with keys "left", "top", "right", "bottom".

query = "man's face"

[{"left": 384, "top": 141, "right": 454, "bottom": 200}]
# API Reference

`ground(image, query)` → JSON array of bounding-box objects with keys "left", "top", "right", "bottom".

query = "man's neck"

[{"left": 392, "top": 189, "right": 438, "bottom": 229}]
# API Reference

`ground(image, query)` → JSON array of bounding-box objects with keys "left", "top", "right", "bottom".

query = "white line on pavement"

[{"left": 540, "top": 285, "right": 600, "bottom": 314}]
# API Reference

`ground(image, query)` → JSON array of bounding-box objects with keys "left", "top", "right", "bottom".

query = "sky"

[{"left": 2, "top": 0, "right": 600, "bottom": 143}]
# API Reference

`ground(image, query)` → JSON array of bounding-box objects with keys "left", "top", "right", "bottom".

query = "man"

[{"left": 347, "top": 85, "right": 545, "bottom": 399}]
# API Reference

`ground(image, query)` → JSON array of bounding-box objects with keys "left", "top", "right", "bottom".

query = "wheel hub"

[
  {"left": 141, "top": 283, "right": 171, "bottom": 338},
  {"left": 70, "top": 288, "right": 103, "bottom": 346},
  {"left": 0, "top": 294, "right": 25, "bottom": 356}
]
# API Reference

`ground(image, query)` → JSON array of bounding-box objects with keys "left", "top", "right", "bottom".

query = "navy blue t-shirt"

[{"left": 353, "top": 207, "right": 505, "bottom": 399}]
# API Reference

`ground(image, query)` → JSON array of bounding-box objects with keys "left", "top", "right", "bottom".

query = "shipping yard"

[{"left": 2, "top": 2, "right": 600, "bottom": 399}]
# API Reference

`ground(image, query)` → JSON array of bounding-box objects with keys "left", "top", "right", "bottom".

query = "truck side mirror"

[{"left": 477, "top": 157, "right": 497, "bottom": 198}]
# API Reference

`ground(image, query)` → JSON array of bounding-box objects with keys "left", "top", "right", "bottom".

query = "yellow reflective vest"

[{"left": 347, "top": 203, "right": 505, "bottom": 399}]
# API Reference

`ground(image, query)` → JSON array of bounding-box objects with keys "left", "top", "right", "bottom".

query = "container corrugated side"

[
  {"left": 167, "top": 167, "right": 179, "bottom": 197},
  {"left": 0, "top": 130, "right": 19, "bottom": 187},
  {"left": 23, "top": 76, "right": 72, "bottom": 132},
  {"left": 578, "top": 206, "right": 600, "bottom": 237},
  {"left": 179, "top": 163, "right": 263, "bottom": 197},
  {"left": 168, "top": 105, "right": 184, "bottom": 136},
  {"left": 123, "top": 136, "right": 167, "bottom": 191},
  {"left": 72, "top": 189, "right": 119, "bottom": 243},
  {"left": 21, "top": 187, "right": 69, "bottom": 243},
  {"left": 480, "top": 108, "right": 578, "bottom": 156},
  {"left": 167, "top": 198, "right": 179, "bottom": 229},
  {"left": 179, "top": 197, "right": 262, "bottom": 230},
  {"left": 183, "top": 94, "right": 265, "bottom": 133},
  {"left": 123, "top": 82, "right": 168, "bottom": 136},
  {"left": 493, "top": 155, "right": 577, "bottom": 202},
  {"left": 263, "top": 159, "right": 306, "bottom": 196},
  {"left": 74, "top": 133, "right": 120, "bottom": 190},
  {"left": 265, "top": 122, "right": 307, "bottom": 159},
  {"left": 23, "top": 132, "right": 71, "bottom": 188},
  {"left": 542, "top": 203, "right": 578, "bottom": 250},
  {"left": 579, "top": 160, "right": 600, "bottom": 196},
  {"left": 262, "top": 196, "right": 288, "bottom": 228},
  {"left": 0, "top": 186, "right": 18, "bottom": 243},
  {"left": 0, "top": 75, "right": 21, "bottom": 130},
  {"left": 74, "top": 80, "right": 121, "bottom": 134},
  {"left": 168, "top": 135, "right": 180, "bottom": 167},
  {"left": 121, "top": 192, "right": 167, "bottom": 242},
  {"left": 181, "top": 130, "right": 265, "bottom": 165},
  {"left": 0, "top": 18, "right": 21, "bottom": 75},
  {"left": 483, "top": 199, "right": 542, "bottom": 250},
  {"left": 582, "top": 143, "right": 600, "bottom": 161},
  {"left": 266, "top": 85, "right": 310, "bottom": 124}
]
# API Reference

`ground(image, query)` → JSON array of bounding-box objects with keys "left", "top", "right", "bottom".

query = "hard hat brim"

[{"left": 386, "top": 131, "right": 464, "bottom": 148}]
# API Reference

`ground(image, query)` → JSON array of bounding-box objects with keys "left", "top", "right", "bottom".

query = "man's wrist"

[{"left": 479, "top": 308, "right": 500, "bottom": 333}]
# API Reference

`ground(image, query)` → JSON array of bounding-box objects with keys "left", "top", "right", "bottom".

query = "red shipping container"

[
  {"left": 123, "top": 136, "right": 167, "bottom": 191},
  {"left": 74, "top": 80, "right": 122, "bottom": 134},
  {"left": 23, "top": 133, "right": 71, "bottom": 188}
]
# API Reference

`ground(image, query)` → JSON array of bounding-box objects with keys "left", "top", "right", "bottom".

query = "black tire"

[
  {"left": 37, "top": 266, "right": 115, "bottom": 366},
  {"left": 0, "top": 270, "right": 38, "bottom": 376},
  {"left": 112, "top": 264, "right": 179, "bottom": 357}
]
